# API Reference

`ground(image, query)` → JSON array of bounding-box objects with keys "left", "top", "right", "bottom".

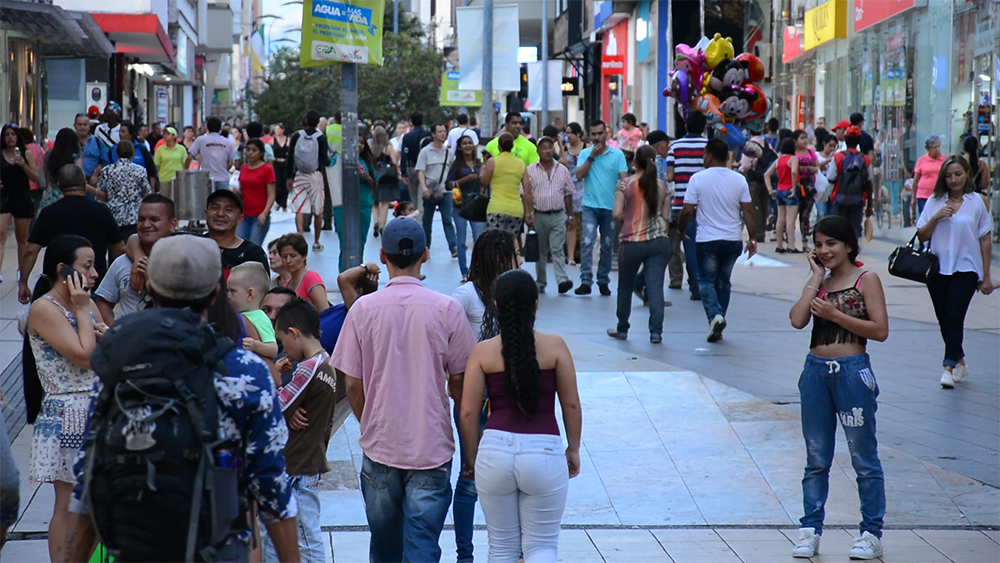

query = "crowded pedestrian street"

[{"left": 2, "top": 209, "right": 998, "bottom": 562}]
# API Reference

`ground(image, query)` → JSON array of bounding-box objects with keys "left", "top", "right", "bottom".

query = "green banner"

[
  {"left": 301, "top": 0, "right": 385, "bottom": 67},
  {"left": 440, "top": 71, "right": 481, "bottom": 107}
]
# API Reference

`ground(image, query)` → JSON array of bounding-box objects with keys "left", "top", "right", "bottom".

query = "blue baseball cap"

[{"left": 381, "top": 217, "right": 426, "bottom": 256}]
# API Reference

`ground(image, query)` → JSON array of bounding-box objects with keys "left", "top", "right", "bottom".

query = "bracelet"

[{"left": 806, "top": 285, "right": 820, "bottom": 292}]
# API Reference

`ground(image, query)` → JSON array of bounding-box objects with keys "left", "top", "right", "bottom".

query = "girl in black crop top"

[{"left": 787, "top": 216, "right": 890, "bottom": 560}]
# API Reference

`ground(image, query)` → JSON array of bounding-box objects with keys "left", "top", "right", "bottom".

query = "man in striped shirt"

[
  {"left": 666, "top": 112, "right": 708, "bottom": 300},
  {"left": 522, "top": 136, "right": 576, "bottom": 293}
]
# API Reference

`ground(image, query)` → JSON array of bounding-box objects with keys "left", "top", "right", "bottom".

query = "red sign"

[
  {"left": 854, "top": 0, "right": 915, "bottom": 32},
  {"left": 782, "top": 26, "right": 802, "bottom": 63},
  {"left": 796, "top": 95, "right": 806, "bottom": 130},
  {"left": 886, "top": 33, "right": 904, "bottom": 52},
  {"left": 602, "top": 54, "right": 626, "bottom": 75}
]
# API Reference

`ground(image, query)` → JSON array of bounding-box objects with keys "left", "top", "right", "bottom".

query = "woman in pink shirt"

[
  {"left": 912, "top": 135, "right": 944, "bottom": 216},
  {"left": 277, "top": 232, "right": 329, "bottom": 311}
]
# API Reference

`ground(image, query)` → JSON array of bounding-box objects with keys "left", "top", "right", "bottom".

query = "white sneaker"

[
  {"left": 940, "top": 370, "right": 955, "bottom": 389},
  {"left": 849, "top": 531, "right": 883, "bottom": 559},
  {"left": 707, "top": 314, "right": 726, "bottom": 343},
  {"left": 792, "top": 527, "right": 820, "bottom": 558},
  {"left": 953, "top": 362, "right": 969, "bottom": 383}
]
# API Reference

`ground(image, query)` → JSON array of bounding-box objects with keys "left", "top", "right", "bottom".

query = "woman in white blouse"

[{"left": 916, "top": 155, "right": 994, "bottom": 389}]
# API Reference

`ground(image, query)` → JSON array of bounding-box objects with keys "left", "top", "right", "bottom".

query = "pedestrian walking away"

[
  {"left": 522, "top": 136, "right": 576, "bottom": 294},
  {"left": 739, "top": 129, "right": 772, "bottom": 243},
  {"left": 679, "top": 138, "right": 758, "bottom": 343},
  {"left": 446, "top": 114, "right": 479, "bottom": 155},
  {"left": 915, "top": 155, "right": 994, "bottom": 389},
  {"left": 666, "top": 112, "right": 708, "bottom": 299},
  {"left": 287, "top": 109, "right": 333, "bottom": 249},
  {"left": 460, "top": 269, "right": 582, "bottom": 563},
  {"left": 401, "top": 112, "right": 432, "bottom": 203},
  {"left": 789, "top": 215, "right": 889, "bottom": 560},
  {"left": 371, "top": 125, "right": 400, "bottom": 237},
  {"left": 480, "top": 132, "right": 528, "bottom": 244},
  {"left": 188, "top": 116, "right": 237, "bottom": 191},
  {"left": 765, "top": 138, "right": 802, "bottom": 253},
  {"left": 831, "top": 128, "right": 874, "bottom": 237},
  {"left": 271, "top": 123, "right": 290, "bottom": 210},
  {"left": 575, "top": 120, "right": 628, "bottom": 296},
  {"left": 95, "top": 141, "right": 151, "bottom": 241},
  {"left": 608, "top": 145, "right": 672, "bottom": 343},
  {"left": 631, "top": 129, "right": 674, "bottom": 306},
  {"left": 330, "top": 217, "right": 476, "bottom": 563}
]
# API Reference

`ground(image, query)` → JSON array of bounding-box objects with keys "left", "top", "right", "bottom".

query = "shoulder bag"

[{"left": 888, "top": 233, "right": 939, "bottom": 284}]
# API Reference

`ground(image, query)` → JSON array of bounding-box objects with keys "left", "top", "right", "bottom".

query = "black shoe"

[
  {"left": 537, "top": 285, "right": 546, "bottom": 294},
  {"left": 558, "top": 281, "right": 573, "bottom": 294},
  {"left": 668, "top": 284, "right": 682, "bottom": 290},
  {"left": 650, "top": 333, "right": 663, "bottom": 344},
  {"left": 575, "top": 284, "right": 592, "bottom": 295},
  {"left": 606, "top": 329, "right": 628, "bottom": 340},
  {"left": 451, "top": 247, "right": 458, "bottom": 258},
  {"left": 690, "top": 293, "right": 701, "bottom": 301},
  {"left": 598, "top": 283, "right": 612, "bottom": 296}
]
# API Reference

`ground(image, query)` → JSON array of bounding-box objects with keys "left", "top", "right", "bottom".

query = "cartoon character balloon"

[
  {"left": 715, "top": 123, "right": 746, "bottom": 151},
  {"left": 704, "top": 33, "right": 735, "bottom": 70},
  {"left": 664, "top": 70, "right": 693, "bottom": 112},
  {"left": 718, "top": 87, "right": 760, "bottom": 121},
  {"left": 706, "top": 58, "right": 748, "bottom": 96},
  {"left": 744, "top": 83, "right": 770, "bottom": 121},
  {"left": 694, "top": 93, "right": 724, "bottom": 125},
  {"left": 675, "top": 44, "right": 705, "bottom": 82},
  {"left": 736, "top": 53, "right": 765, "bottom": 83}
]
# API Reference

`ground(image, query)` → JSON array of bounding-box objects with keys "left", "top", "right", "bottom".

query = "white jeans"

[{"left": 475, "top": 429, "right": 568, "bottom": 563}]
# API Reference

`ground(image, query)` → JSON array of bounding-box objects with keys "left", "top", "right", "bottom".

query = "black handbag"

[
  {"left": 888, "top": 234, "right": 939, "bottom": 284},
  {"left": 523, "top": 229, "right": 540, "bottom": 262},
  {"left": 458, "top": 187, "right": 490, "bottom": 222}
]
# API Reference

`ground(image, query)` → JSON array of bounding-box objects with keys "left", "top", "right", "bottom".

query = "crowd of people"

[{"left": 0, "top": 98, "right": 996, "bottom": 563}]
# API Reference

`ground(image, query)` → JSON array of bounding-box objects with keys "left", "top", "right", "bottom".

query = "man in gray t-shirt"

[
  {"left": 415, "top": 123, "right": 456, "bottom": 253},
  {"left": 189, "top": 117, "right": 238, "bottom": 189}
]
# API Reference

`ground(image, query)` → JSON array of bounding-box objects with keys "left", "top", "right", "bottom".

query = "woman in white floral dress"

[{"left": 27, "top": 234, "right": 107, "bottom": 561}]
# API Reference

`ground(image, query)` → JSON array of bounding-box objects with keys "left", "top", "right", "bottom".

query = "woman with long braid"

[
  {"left": 449, "top": 229, "right": 520, "bottom": 562},
  {"left": 460, "top": 269, "right": 583, "bottom": 563}
]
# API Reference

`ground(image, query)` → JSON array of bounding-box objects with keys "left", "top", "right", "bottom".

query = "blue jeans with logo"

[
  {"left": 262, "top": 474, "right": 325, "bottom": 563},
  {"left": 236, "top": 214, "right": 271, "bottom": 247},
  {"left": 453, "top": 401, "right": 489, "bottom": 562},
  {"left": 361, "top": 454, "right": 453, "bottom": 563},
  {"left": 452, "top": 208, "right": 485, "bottom": 278},
  {"left": 580, "top": 206, "right": 614, "bottom": 286},
  {"left": 423, "top": 195, "right": 458, "bottom": 252},
  {"left": 695, "top": 240, "right": 743, "bottom": 321},
  {"left": 799, "top": 353, "right": 885, "bottom": 538}
]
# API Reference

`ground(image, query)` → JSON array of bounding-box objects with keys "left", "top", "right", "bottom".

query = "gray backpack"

[{"left": 293, "top": 130, "right": 323, "bottom": 174}]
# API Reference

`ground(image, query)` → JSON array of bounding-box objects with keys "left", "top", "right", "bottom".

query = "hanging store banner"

[
  {"left": 526, "top": 61, "right": 563, "bottom": 111},
  {"left": 782, "top": 26, "right": 803, "bottom": 63},
  {"left": 803, "top": 0, "right": 846, "bottom": 51},
  {"left": 441, "top": 71, "right": 482, "bottom": 106},
  {"left": 300, "top": 0, "right": 385, "bottom": 67},
  {"left": 853, "top": 0, "right": 915, "bottom": 33},
  {"left": 456, "top": 5, "right": 521, "bottom": 92}
]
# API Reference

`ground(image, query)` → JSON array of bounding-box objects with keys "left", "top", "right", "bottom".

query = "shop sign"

[
  {"left": 974, "top": 20, "right": 996, "bottom": 57},
  {"left": 886, "top": 33, "right": 904, "bottom": 52},
  {"left": 440, "top": 71, "right": 481, "bottom": 107},
  {"left": 804, "top": 0, "right": 847, "bottom": 51},
  {"left": 979, "top": 104, "right": 990, "bottom": 135},
  {"left": 155, "top": 86, "right": 168, "bottom": 124},
  {"left": 854, "top": 0, "right": 915, "bottom": 33},
  {"left": 602, "top": 54, "right": 625, "bottom": 75},
  {"left": 782, "top": 26, "right": 803, "bottom": 63},
  {"left": 795, "top": 95, "right": 806, "bottom": 130},
  {"left": 300, "top": 0, "right": 385, "bottom": 67},
  {"left": 561, "top": 76, "right": 579, "bottom": 96}
]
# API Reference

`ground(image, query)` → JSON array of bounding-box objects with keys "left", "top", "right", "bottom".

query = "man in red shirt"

[{"left": 831, "top": 126, "right": 874, "bottom": 236}]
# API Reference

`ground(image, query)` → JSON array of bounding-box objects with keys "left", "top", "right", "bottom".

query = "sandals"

[
  {"left": 787, "top": 248, "right": 804, "bottom": 254},
  {"left": 775, "top": 247, "right": 787, "bottom": 254}
]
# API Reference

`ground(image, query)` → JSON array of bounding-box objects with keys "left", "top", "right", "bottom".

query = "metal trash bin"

[{"left": 173, "top": 170, "right": 212, "bottom": 222}]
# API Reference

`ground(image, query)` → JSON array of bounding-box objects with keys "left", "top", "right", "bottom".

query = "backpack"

[
  {"left": 835, "top": 152, "right": 869, "bottom": 206},
  {"left": 293, "top": 130, "right": 323, "bottom": 174},
  {"left": 83, "top": 308, "right": 242, "bottom": 562},
  {"left": 751, "top": 142, "right": 779, "bottom": 183}
]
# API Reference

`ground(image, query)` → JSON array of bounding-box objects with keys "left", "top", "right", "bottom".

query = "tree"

[{"left": 250, "top": 1, "right": 450, "bottom": 127}]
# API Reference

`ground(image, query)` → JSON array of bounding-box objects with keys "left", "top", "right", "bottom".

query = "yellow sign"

[{"left": 804, "top": 0, "right": 847, "bottom": 51}]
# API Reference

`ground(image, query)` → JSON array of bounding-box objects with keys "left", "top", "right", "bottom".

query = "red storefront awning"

[{"left": 90, "top": 13, "right": 175, "bottom": 64}]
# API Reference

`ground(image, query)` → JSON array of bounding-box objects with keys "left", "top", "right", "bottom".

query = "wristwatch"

[{"left": 586, "top": 156, "right": 596, "bottom": 163}]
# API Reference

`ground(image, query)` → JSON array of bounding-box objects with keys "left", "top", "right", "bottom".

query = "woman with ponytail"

[
  {"left": 607, "top": 144, "right": 672, "bottom": 343},
  {"left": 460, "top": 269, "right": 582, "bottom": 563},
  {"left": 24, "top": 234, "right": 107, "bottom": 561}
]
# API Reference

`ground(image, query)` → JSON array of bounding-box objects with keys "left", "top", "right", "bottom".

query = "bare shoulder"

[
  {"left": 28, "top": 298, "right": 63, "bottom": 334},
  {"left": 535, "top": 331, "right": 570, "bottom": 369},
  {"left": 859, "top": 270, "right": 884, "bottom": 292}
]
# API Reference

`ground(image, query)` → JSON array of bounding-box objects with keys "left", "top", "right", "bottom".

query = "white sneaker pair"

[
  {"left": 940, "top": 362, "right": 969, "bottom": 389},
  {"left": 792, "top": 528, "right": 883, "bottom": 560}
]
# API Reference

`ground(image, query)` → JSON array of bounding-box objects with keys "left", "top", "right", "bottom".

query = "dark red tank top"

[{"left": 484, "top": 369, "right": 559, "bottom": 435}]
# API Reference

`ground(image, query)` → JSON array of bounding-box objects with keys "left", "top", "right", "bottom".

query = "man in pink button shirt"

[{"left": 331, "top": 217, "right": 476, "bottom": 563}]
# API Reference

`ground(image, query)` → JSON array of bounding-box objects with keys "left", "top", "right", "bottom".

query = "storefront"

[{"left": 600, "top": 18, "right": 630, "bottom": 129}]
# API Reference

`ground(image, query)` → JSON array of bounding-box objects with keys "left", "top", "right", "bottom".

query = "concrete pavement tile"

[
  {"left": 562, "top": 446, "right": 619, "bottom": 525},
  {"left": 586, "top": 529, "right": 668, "bottom": 562},
  {"left": 588, "top": 448, "right": 705, "bottom": 525},
  {"left": 722, "top": 540, "right": 800, "bottom": 563},
  {"left": 780, "top": 528, "right": 855, "bottom": 562},
  {"left": 330, "top": 531, "right": 370, "bottom": 562},
  {"left": 921, "top": 461, "right": 1000, "bottom": 526},
  {"left": 912, "top": 530, "right": 1000, "bottom": 562},
  {"left": 650, "top": 529, "right": 723, "bottom": 542},
  {"left": 672, "top": 458, "right": 792, "bottom": 525},
  {"left": 555, "top": 529, "right": 604, "bottom": 562},
  {"left": 576, "top": 371, "right": 636, "bottom": 398},
  {"left": 716, "top": 528, "right": 791, "bottom": 542},
  {"left": 318, "top": 490, "right": 368, "bottom": 527},
  {"left": 879, "top": 544, "right": 952, "bottom": 563},
  {"left": 983, "top": 530, "right": 1000, "bottom": 545},
  {"left": 9, "top": 426, "right": 36, "bottom": 523},
  {"left": 11, "top": 481, "right": 52, "bottom": 533},
  {"left": 0, "top": 539, "right": 49, "bottom": 562},
  {"left": 660, "top": 540, "right": 742, "bottom": 563}
]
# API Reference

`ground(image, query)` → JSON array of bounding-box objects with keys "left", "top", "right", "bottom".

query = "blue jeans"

[
  {"left": 682, "top": 216, "right": 700, "bottom": 297},
  {"left": 213, "top": 180, "right": 230, "bottom": 191},
  {"left": 580, "top": 206, "right": 614, "bottom": 286},
  {"left": 616, "top": 237, "right": 671, "bottom": 334},
  {"left": 423, "top": 196, "right": 458, "bottom": 252},
  {"left": 814, "top": 200, "right": 830, "bottom": 219},
  {"left": 361, "top": 454, "right": 453, "bottom": 563},
  {"left": 799, "top": 353, "right": 885, "bottom": 538},
  {"left": 695, "top": 240, "right": 743, "bottom": 322},
  {"left": 236, "top": 215, "right": 271, "bottom": 247},
  {"left": 262, "top": 475, "right": 325, "bottom": 563},
  {"left": 452, "top": 402, "right": 489, "bottom": 562},
  {"left": 834, "top": 203, "right": 865, "bottom": 238},
  {"left": 452, "top": 209, "right": 485, "bottom": 278}
]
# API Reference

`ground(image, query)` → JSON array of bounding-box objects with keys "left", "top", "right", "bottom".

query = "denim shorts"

[{"left": 776, "top": 189, "right": 799, "bottom": 206}]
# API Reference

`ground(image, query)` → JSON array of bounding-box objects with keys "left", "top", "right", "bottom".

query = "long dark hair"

[
  {"left": 47, "top": 128, "right": 79, "bottom": 182},
  {"left": 812, "top": 215, "right": 859, "bottom": 262},
  {"left": 932, "top": 155, "right": 975, "bottom": 200},
  {"left": 495, "top": 269, "right": 540, "bottom": 417},
  {"left": 633, "top": 145, "right": 659, "bottom": 213},
  {"left": 1, "top": 124, "right": 26, "bottom": 155},
  {"left": 359, "top": 135, "right": 375, "bottom": 171},
  {"left": 963, "top": 136, "right": 982, "bottom": 191},
  {"left": 22, "top": 235, "right": 93, "bottom": 423},
  {"left": 467, "top": 230, "right": 519, "bottom": 341},
  {"left": 457, "top": 134, "right": 480, "bottom": 168}
]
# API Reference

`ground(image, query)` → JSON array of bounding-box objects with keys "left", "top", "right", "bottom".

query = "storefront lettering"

[
  {"left": 854, "top": 0, "right": 916, "bottom": 32},
  {"left": 804, "top": 0, "right": 846, "bottom": 51}
]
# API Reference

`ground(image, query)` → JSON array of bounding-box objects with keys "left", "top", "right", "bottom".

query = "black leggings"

[{"left": 926, "top": 272, "right": 979, "bottom": 367}]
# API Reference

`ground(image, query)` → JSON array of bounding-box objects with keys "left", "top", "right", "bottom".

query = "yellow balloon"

[{"left": 704, "top": 33, "right": 734, "bottom": 70}]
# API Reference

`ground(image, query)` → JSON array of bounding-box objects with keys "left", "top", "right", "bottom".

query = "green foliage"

[{"left": 250, "top": 2, "right": 451, "bottom": 128}]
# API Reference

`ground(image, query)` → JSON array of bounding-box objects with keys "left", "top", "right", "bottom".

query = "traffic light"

[{"left": 519, "top": 64, "right": 528, "bottom": 99}]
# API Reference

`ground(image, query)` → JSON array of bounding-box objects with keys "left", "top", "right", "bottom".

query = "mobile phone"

[
  {"left": 59, "top": 265, "right": 77, "bottom": 280},
  {"left": 813, "top": 256, "right": 824, "bottom": 268}
]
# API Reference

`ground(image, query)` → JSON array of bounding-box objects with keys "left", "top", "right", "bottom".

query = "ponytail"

[
  {"left": 495, "top": 270, "right": 540, "bottom": 417},
  {"left": 634, "top": 145, "right": 659, "bottom": 214}
]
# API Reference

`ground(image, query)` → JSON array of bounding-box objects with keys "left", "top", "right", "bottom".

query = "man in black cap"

[{"left": 205, "top": 190, "right": 271, "bottom": 277}]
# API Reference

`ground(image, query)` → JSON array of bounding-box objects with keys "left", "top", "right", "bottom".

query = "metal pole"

[
  {"left": 541, "top": 0, "right": 548, "bottom": 128},
  {"left": 341, "top": 63, "right": 361, "bottom": 269},
  {"left": 393, "top": 0, "right": 398, "bottom": 34},
  {"left": 480, "top": 0, "right": 494, "bottom": 138}
]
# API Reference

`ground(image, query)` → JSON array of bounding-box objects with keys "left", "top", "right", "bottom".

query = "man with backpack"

[
  {"left": 831, "top": 126, "right": 874, "bottom": 237},
  {"left": 740, "top": 130, "right": 778, "bottom": 242},
  {"left": 190, "top": 116, "right": 239, "bottom": 191},
  {"left": 67, "top": 235, "right": 300, "bottom": 563},
  {"left": 287, "top": 109, "right": 332, "bottom": 250},
  {"left": 401, "top": 111, "right": 432, "bottom": 203}
]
